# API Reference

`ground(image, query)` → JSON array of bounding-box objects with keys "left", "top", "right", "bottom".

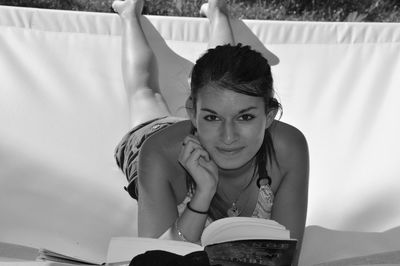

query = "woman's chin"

[{"left": 213, "top": 157, "right": 246, "bottom": 171}]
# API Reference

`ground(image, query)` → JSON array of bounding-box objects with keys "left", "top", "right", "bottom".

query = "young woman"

[{"left": 113, "top": 0, "right": 309, "bottom": 264}]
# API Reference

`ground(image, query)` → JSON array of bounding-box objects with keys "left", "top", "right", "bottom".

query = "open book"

[
  {"left": 37, "top": 217, "right": 297, "bottom": 265},
  {"left": 107, "top": 217, "right": 297, "bottom": 266}
]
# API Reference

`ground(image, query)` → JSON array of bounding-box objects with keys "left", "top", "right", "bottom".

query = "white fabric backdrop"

[{"left": 1, "top": 4, "right": 400, "bottom": 263}]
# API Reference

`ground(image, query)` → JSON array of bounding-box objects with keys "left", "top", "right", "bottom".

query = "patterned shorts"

[{"left": 114, "top": 116, "right": 184, "bottom": 199}]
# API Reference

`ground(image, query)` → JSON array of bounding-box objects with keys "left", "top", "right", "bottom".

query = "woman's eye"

[
  {"left": 238, "top": 114, "right": 255, "bottom": 121},
  {"left": 204, "top": 115, "right": 220, "bottom": 121}
]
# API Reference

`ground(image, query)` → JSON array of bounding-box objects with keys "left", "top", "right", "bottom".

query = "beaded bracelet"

[
  {"left": 174, "top": 219, "right": 187, "bottom": 242},
  {"left": 187, "top": 201, "right": 208, "bottom": 215}
]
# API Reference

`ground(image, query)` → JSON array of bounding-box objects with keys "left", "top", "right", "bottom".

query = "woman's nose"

[{"left": 220, "top": 122, "right": 238, "bottom": 145}]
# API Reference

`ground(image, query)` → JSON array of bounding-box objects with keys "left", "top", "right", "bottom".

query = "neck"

[{"left": 218, "top": 157, "right": 256, "bottom": 188}]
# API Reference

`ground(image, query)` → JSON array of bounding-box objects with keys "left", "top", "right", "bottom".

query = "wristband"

[{"left": 187, "top": 201, "right": 208, "bottom": 215}]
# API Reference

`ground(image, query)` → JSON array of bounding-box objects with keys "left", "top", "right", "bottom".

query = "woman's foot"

[
  {"left": 112, "top": 0, "right": 144, "bottom": 19},
  {"left": 200, "top": 0, "right": 229, "bottom": 21}
]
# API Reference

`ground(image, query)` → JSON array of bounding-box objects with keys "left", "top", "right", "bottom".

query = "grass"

[{"left": 0, "top": 0, "right": 399, "bottom": 22}]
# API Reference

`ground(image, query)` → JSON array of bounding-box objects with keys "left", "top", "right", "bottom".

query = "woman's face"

[{"left": 191, "top": 86, "right": 272, "bottom": 170}]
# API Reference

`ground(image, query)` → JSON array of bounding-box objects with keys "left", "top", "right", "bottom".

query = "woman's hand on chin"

[{"left": 178, "top": 134, "right": 219, "bottom": 197}]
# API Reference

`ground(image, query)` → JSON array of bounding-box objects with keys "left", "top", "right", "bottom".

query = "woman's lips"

[{"left": 216, "top": 146, "right": 245, "bottom": 155}]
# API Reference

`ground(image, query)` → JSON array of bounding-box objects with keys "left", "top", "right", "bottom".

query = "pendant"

[{"left": 227, "top": 201, "right": 240, "bottom": 217}]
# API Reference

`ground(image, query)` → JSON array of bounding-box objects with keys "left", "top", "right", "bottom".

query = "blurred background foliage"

[{"left": 0, "top": 0, "right": 399, "bottom": 22}]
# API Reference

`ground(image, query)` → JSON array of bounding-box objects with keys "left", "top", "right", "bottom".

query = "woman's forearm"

[{"left": 161, "top": 190, "right": 214, "bottom": 243}]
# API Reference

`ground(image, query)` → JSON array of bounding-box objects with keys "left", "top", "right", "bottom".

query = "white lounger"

[{"left": 1, "top": 5, "right": 399, "bottom": 265}]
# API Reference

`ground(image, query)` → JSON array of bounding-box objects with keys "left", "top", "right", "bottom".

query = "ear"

[
  {"left": 185, "top": 96, "right": 197, "bottom": 128},
  {"left": 265, "top": 108, "right": 278, "bottom": 129}
]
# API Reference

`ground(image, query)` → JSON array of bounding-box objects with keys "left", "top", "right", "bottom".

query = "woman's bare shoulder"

[
  {"left": 140, "top": 119, "right": 192, "bottom": 155},
  {"left": 138, "top": 119, "right": 191, "bottom": 190},
  {"left": 270, "top": 120, "right": 309, "bottom": 169},
  {"left": 271, "top": 120, "right": 307, "bottom": 144}
]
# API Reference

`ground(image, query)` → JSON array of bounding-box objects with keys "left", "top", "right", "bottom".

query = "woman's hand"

[{"left": 178, "top": 134, "right": 218, "bottom": 197}]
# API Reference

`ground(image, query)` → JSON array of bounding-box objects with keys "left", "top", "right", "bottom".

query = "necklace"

[
  {"left": 227, "top": 200, "right": 241, "bottom": 217},
  {"left": 220, "top": 173, "right": 254, "bottom": 217}
]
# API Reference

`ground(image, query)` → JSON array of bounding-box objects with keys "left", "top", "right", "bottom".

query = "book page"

[
  {"left": 0, "top": 241, "right": 102, "bottom": 265},
  {"left": 201, "top": 217, "right": 291, "bottom": 246},
  {"left": 37, "top": 248, "right": 100, "bottom": 265},
  {"left": 0, "top": 263, "right": 76, "bottom": 266},
  {"left": 106, "top": 237, "right": 203, "bottom": 265}
]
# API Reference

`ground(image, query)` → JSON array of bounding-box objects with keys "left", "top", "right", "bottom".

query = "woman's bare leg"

[
  {"left": 113, "top": 0, "right": 170, "bottom": 128},
  {"left": 200, "top": 0, "right": 235, "bottom": 48}
]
